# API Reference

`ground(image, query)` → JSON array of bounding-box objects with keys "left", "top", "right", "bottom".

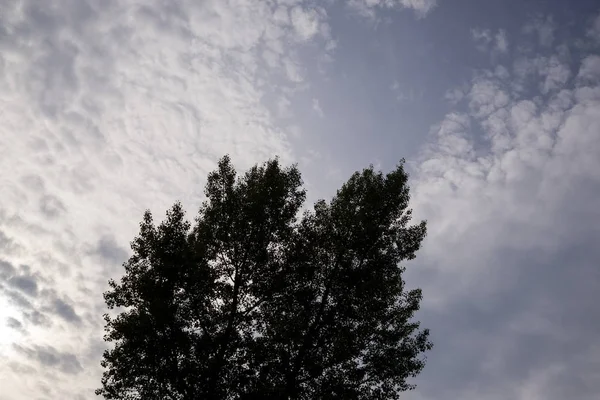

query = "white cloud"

[
  {"left": 277, "top": 95, "right": 293, "bottom": 118},
  {"left": 346, "top": 0, "right": 437, "bottom": 19},
  {"left": 399, "top": 0, "right": 438, "bottom": 16},
  {"left": 471, "top": 28, "right": 493, "bottom": 48},
  {"left": 513, "top": 55, "right": 571, "bottom": 94},
  {"left": 312, "top": 98, "right": 324, "bottom": 117},
  {"left": 407, "top": 20, "right": 600, "bottom": 400},
  {"left": 471, "top": 28, "right": 509, "bottom": 54},
  {"left": 0, "top": 0, "right": 338, "bottom": 398},
  {"left": 578, "top": 55, "right": 600, "bottom": 82},
  {"left": 413, "top": 55, "right": 598, "bottom": 301},
  {"left": 290, "top": 6, "right": 323, "bottom": 41},
  {"left": 495, "top": 29, "right": 509, "bottom": 53},
  {"left": 587, "top": 12, "right": 600, "bottom": 43},
  {"left": 284, "top": 57, "right": 305, "bottom": 82},
  {"left": 539, "top": 57, "right": 572, "bottom": 94},
  {"left": 444, "top": 87, "right": 467, "bottom": 105},
  {"left": 468, "top": 78, "right": 511, "bottom": 119},
  {"left": 524, "top": 15, "right": 555, "bottom": 47}
]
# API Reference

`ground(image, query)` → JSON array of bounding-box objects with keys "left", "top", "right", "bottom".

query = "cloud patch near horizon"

[
  {"left": 406, "top": 13, "right": 600, "bottom": 400},
  {"left": 347, "top": 0, "right": 438, "bottom": 19}
]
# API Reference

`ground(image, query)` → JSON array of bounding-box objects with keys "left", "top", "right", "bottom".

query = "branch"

[
  {"left": 240, "top": 293, "right": 284, "bottom": 318},
  {"left": 283, "top": 253, "right": 342, "bottom": 399},
  {"left": 216, "top": 252, "right": 235, "bottom": 284}
]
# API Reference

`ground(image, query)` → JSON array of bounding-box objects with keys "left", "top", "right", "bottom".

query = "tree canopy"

[{"left": 97, "top": 156, "right": 432, "bottom": 400}]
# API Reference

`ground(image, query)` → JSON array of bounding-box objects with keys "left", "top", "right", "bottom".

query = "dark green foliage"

[{"left": 97, "top": 156, "right": 432, "bottom": 400}]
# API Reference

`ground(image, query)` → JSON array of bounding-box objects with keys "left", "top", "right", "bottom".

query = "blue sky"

[{"left": 1, "top": 0, "right": 600, "bottom": 399}]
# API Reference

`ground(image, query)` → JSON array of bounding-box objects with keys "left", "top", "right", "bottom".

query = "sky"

[{"left": 1, "top": 0, "right": 600, "bottom": 399}]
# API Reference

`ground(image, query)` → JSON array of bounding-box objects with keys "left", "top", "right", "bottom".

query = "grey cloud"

[
  {"left": 290, "top": 6, "right": 322, "bottom": 41},
  {"left": 524, "top": 15, "right": 556, "bottom": 47},
  {"left": 39, "top": 194, "right": 67, "bottom": 219},
  {"left": 4, "top": 289, "right": 34, "bottom": 311},
  {"left": 578, "top": 55, "right": 600, "bottom": 82},
  {"left": 7, "top": 316, "right": 23, "bottom": 330},
  {"left": 346, "top": 0, "right": 437, "bottom": 20},
  {"left": 1, "top": 265, "right": 79, "bottom": 327},
  {"left": 1, "top": 263, "right": 41, "bottom": 297},
  {"left": 6, "top": 1, "right": 100, "bottom": 119},
  {"left": 539, "top": 57, "right": 571, "bottom": 94},
  {"left": 20, "top": 174, "right": 45, "bottom": 193},
  {"left": 83, "top": 337, "right": 109, "bottom": 365},
  {"left": 408, "top": 16, "right": 600, "bottom": 400},
  {"left": 0, "top": 259, "right": 16, "bottom": 279},
  {"left": 495, "top": 30, "right": 508, "bottom": 53},
  {"left": 512, "top": 55, "right": 571, "bottom": 96},
  {"left": 468, "top": 78, "right": 510, "bottom": 119},
  {"left": 52, "top": 297, "right": 82, "bottom": 325},
  {"left": 6, "top": 316, "right": 27, "bottom": 336},
  {"left": 399, "top": 0, "right": 437, "bottom": 15},
  {"left": 91, "top": 235, "right": 129, "bottom": 266},
  {"left": 471, "top": 28, "right": 509, "bottom": 55},
  {"left": 14, "top": 344, "right": 83, "bottom": 375},
  {"left": 410, "top": 242, "right": 600, "bottom": 400},
  {"left": 444, "top": 87, "right": 467, "bottom": 105},
  {"left": 7, "top": 361, "right": 38, "bottom": 376},
  {"left": 2, "top": 0, "right": 328, "bottom": 369},
  {"left": 7, "top": 275, "right": 39, "bottom": 297},
  {"left": 0, "top": 229, "right": 20, "bottom": 255},
  {"left": 587, "top": 12, "right": 600, "bottom": 43},
  {"left": 0, "top": 0, "right": 427, "bottom": 399},
  {"left": 23, "top": 309, "right": 52, "bottom": 327}
]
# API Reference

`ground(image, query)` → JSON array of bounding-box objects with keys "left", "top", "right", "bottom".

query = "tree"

[{"left": 97, "top": 156, "right": 432, "bottom": 400}]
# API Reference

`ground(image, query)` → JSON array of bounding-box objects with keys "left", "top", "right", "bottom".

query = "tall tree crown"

[{"left": 97, "top": 156, "right": 431, "bottom": 400}]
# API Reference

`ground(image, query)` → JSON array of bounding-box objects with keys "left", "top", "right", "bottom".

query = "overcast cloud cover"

[{"left": 1, "top": 0, "right": 600, "bottom": 399}]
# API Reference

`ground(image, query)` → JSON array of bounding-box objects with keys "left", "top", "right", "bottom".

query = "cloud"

[
  {"left": 471, "top": 28, "right": 509, "bottom": 54},
  {"left": 391, "top": 80, "right": 425, "bottom": 103},
  {"left": 51, "top": 298, "right": 82, "bottom": 325},
  {"left": 0, "top": 260, "right": 16, "bottom": 280},
  {"left": 513, "top": 55, "right": 571, "bottom": 94},
  {"left": 87, "top": 235, "right": 129, "bottom": 269},
  {"left": 399, "top": 0, "right": 438, "bottom": 15},
  {"left": 0, "top": 230, "right": 21, "bottom": 255},
  {"left": 39, "top": 195, "right": 67, "bottom": 219},
  {"left": 407, "top": 16, "right": 600, "bottom": 400},
  {"left": 2, "top": 1, "right": 595, "bottom": 399},
  {"left": 468, "top": 78, "right": 510, "bottom": 118},
  {"left": 471, "top": 28, "right": 493, "bottom": 49},
  {"left": 414, "top": 45, "right": 598, "bottom": 307},
  {"left": 22, "top": 310, "right": 52, "bottom": 328},
  {"left": 0, "top": 0, "right": 407, "bottom": 398},
  {"left": 495, "top": 30, "right": 509, "bottom": 53},
  {"left": 3, "top": 290, "right": 35, "bottom": 314},
  {"left": 1, "top": 260, "right": 83, "bottom": 333},
  {"left": 346, "top": 0, "right": 437, "bottom": 19},
  {"left": 523, "top": 15, "right": 555, "bottom": 47},
  {"left": 1, "top": 263, "right": 41, "bottom": 298},
  {"left": 6, "top": 317, "right": 25, "bottom": 333},
  {"left": 587, "top": 12, "right": 600, "bottom": 43},
  {"left": 444, "top": 87, "right": 466, "bottom": 105},
  {"left": 312, "top": 98, "right": 325, "bottom": 117},
  {"left": 13, "top": 344, "right": 83, "bottom": 375},
  {"left": 578, "top": 55, "right": 600, "bottom": 82},
  {"left": 290, "top": 6, "right": 323, "bottom": 41},
  {"left": 7, "top": 275, "right": 38, "bottom": 298}
]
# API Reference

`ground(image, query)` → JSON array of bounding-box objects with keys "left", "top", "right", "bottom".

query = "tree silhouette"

[{"left": 97, "top": 156, "right": 431, "bottom": 400}]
